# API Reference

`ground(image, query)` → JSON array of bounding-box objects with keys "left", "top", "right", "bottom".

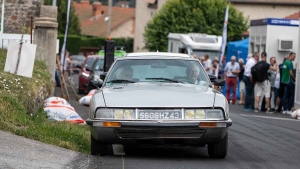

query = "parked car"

[
  {"left": 77, "top": 55, "right": 102, "bottom": 94},
  {"left": 87, "top": 52, "right": 232, "bottom": 158},
  {"left": 71, "top": 55, "right": 85, "bottom": 73},
  {"left": 88, "top": 57, "right": 118, "bottom": 91}
]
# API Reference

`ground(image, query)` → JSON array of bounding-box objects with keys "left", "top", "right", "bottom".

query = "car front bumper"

[{"left": 86, "top": 119, "right": 232, "bottom": 146}]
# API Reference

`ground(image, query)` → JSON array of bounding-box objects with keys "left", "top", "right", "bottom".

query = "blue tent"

[{"left": 222, "top": 38, "right": 249, "bottom": 101}]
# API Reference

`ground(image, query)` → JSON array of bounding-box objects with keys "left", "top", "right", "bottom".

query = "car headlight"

[
  {"left": 96, "top": 109, "right": 135, "bottom": 119},
  {"left": 184, "top": 109, "right": 224, "bottom": 120},
  {"left": 82, "top": 72, "right": 89, "bottom": 77}
]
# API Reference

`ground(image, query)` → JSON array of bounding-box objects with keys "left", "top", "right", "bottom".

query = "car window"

[
  {"left": 105, "top": 59, "right": 211, "bottom": 87},
  {"left": 94, "top": 59, "right": 104, "bottom": 71},
  {"left": 85, "top": 57, "right": 97, "bottom": 69}
]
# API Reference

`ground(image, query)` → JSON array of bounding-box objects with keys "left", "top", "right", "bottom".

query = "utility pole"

[
  {"left": 106, "top": 0, "right": 112, "bottom": 37},
  {"left": 0, "top": 0, "right": 5, "bottom": 34},
  {"left": 52, "top": 0, "right": 57, "bottom": 6}
]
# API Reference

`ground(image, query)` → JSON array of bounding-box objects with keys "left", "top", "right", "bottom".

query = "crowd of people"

[{"left": 194, "top": 51, "right": 297, "bottom": 115}]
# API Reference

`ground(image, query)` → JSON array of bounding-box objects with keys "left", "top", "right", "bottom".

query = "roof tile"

[{"left": 73, "top": 1, "right": 135, "bottom": 37}]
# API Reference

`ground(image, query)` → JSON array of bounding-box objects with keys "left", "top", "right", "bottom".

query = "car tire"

[
  {"left": 91, "top": 135, "right": 113, "bottom": 156},
  {"left": 207, "top": 133, "right": 228, "bottom": 158}
]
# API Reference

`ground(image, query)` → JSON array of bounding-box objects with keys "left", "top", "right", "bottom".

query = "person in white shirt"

[
  {"left": 224, "top": 56, "right": 240, "bottom": 104},
  {"left": 243, "top": 52, "right": 259, "bottom": 111},
  {"left": 204, "top": 54, "right": 213, "bottom": 74}
]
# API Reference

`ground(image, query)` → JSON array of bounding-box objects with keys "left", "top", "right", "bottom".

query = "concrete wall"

[
  {"left": 234, "top": 4, "right": 300, "bottom": 21},
  {"left": 133, "top": 0, "right": 168, "bottom": 52},
  {"left": 295, "top": 21, "right": 300, "bottom": 108},
  {"left": 267, "top": 25, "right": 299, "bottom": 64},
  {"left": 0, "top": 0, "right": 43, "bottom": 34},
  {"left": 249, "top": 24, "right": 299, "bottom": 66},
  {"left": 110, "top": 18, "right": 134, "bottom": 38},
  {"left": 248, "top": 25, "right": 268, "bottom": 54}
]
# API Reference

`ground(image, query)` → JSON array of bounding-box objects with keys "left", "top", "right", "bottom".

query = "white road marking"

[{"left": 240, "top": 114, "right": 300, "bottom": 122}]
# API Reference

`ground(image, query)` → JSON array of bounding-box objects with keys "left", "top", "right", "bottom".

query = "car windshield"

[
  {"left": 105, "top": 59, "right": 211, "bottom": 87},
  {"left": 72, "top": 55, "right": 85, "bottom": 62},
  {"left": 94, "top": 58, "right": 104, "bottom": 71},
  {"left": 85, "top": 57, "right": 97, "bottom": 69}
]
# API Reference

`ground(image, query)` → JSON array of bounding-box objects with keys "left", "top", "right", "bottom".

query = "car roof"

[
  {"left": 124, "top": 52, "right": 193, "bottom": 58},
  {"left": 87, "top": 55, "right": 104, "bottom": 58}
]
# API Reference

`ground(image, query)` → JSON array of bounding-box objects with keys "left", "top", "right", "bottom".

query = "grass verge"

[{"left": 0, "top": 49, "right": 90, "bottom": 154}]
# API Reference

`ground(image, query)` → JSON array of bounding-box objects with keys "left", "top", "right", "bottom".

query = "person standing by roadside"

[
  {"left": 243, "top": 52, "right": 259, "bottom": 111},
  {"left": 224, "top": 56, "right": 240, "bottom": 104},
  {"left": 199, "top": 57, "right": 205, "bottom": 68},
  {"left": 275, "top": 56, "right": 288, "bottom": 112},
  {"left": 204, "top": 54, "right": 213, "bottom": 74},
  {"left": 238, "top": 58, "right": 245, "bottom": 105},
  {"left": 268, "top": 57, "right": 278, "bottom": 109},
  {"left": 253, "top": 52, "right": 277, "bottom": 114},
  {"left": 281, "top": 52, "right": 296, "bottom": 115}
]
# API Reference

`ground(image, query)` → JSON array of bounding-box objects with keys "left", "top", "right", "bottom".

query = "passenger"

[
  {"left": 116, "top": 66, "right": 134, "bottom": 81},
  {"left": 186, "top": 64, "right": 200, "bottom": 84}
]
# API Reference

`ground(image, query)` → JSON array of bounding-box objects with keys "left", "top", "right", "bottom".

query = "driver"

[
  {"left": 116, "top": 66, "right": 133, "bottom": 81},
  {"left": 186, "top": 64, "right": 200, "bottom": 84}
]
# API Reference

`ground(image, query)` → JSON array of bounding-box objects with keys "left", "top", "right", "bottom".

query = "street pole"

[
  {"left": 106, "top": 0, "right": 112, "bottom": 37},
  {"left": 52, "top": 0, "right": 57, "bottom": 6},
  {"left": 0, "top": 0, "right": 5, "bottom": 34}
]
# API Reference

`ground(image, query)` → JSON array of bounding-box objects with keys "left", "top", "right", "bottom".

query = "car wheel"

[
  {"left": 207, "top": 133, "right": 228, "bottom": 158},
  {"left": 91, "top": 134, "right": 113, "bottom": 156}
]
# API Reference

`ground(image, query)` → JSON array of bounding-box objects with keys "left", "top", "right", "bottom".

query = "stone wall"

[{"left": 0, "top": 0, "right": 44, "bottom": 34}]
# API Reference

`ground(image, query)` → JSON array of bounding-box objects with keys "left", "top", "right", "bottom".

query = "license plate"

[{"left": 138, "top": 110, "right": 182, "bottom": 119}]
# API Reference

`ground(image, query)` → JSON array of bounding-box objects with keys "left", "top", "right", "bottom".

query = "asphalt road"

[{"left": 1, "top": 73, "right": 299, "bottom": 168}]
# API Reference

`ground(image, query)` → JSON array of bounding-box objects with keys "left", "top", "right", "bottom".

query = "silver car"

[{"left": 87, "top": 52, "right": 232, "bottom": 158}]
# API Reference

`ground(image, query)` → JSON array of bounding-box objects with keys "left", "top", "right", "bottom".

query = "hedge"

[{"left": 57, "top": 34, "right": 134, "bottom": 55}]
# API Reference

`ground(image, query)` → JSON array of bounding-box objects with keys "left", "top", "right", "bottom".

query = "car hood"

[{"left": 101, "top": 83, "right": 216, "bottom": 108}]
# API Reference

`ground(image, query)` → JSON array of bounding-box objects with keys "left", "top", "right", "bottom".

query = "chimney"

[{"left": 93, "top": 1, "right": 102, "bottom": 17}]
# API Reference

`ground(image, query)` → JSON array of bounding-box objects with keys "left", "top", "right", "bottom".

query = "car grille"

[{"left": 114, "top": 127, "right": 205, "bottom": 139}]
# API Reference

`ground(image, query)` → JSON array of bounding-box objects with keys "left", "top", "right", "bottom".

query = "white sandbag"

[
  {"left": 43, "top": 97, "right": 85, "bottom": 125},
  {"left": 291, "top": 109, "right": 300, "bottom": 120},
  {"left": 44, "top": 97, "right": 70, "bottom": 106},
  {"left": 79, "top": 89, "right": 97, "bottom": 106}
]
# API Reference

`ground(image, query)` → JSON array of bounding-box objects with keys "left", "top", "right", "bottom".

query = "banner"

[
  {"left": 60, "top": 0, "right": 71, "bottom": 72},
  {"left": 215, "top": 5, "right": 229, "bottom": 77}
]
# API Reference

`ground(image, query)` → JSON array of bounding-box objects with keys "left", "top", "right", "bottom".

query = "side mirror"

[
  {"left": 208, "top": 74, "right": 217, "bottom": 82},
  {"left": 214, "top": 79, "right": 225, "bottom": 86},
  {"left": 91, "top": 79, "right": 103, "bottom": 89},
  {"left": 86, "top": 67, "right": 91, "bottom": 71},
  {"left": 100, "top": 72, "right": 107, "bottom": 80}
]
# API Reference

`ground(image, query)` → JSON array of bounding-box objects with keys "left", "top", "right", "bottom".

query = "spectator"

[
  {"left": 243, "top": 52, "right": 259, "bottom": 111},
  {"left": 281, "top": 52, "right": 296, "bottom": 115},
  {"left": 238, "top": 58, "right": 245, "bottom": 105},
  {"left": 253, "top": 52, "right": 277, "bottom": 114},
  {"left": 193, "top": 54, "right": 198, "bottom": 59},
  {"left": 224, "top": 56, "right": 240, "bottom": 104},
  {"left": 199, "top": 57, "right": 205, "bottom": 68},
  {"left": 275, "top": 56, "right": 288, "bottom": 112},
  {"left": 268, "top": 57, "right": 278, "bottom": 109},
  {"left": 204, "top": 54, "right": 213, "bottom": 74}
]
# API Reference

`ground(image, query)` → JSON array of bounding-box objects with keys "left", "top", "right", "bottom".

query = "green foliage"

[
  {"left": 0, "top": 49, "right": 90, "bottom": 154},
  {"left": 44, "top": 0, "right": 81, "bottom": 34},
  {"left": 57, "top": 35, "right": 134, "bottom": 54},
  {"left": 144, "top": 0, "right": 249, "bottom": 52},
  {"left": 57, "top": 34, "right": 82, "bottom": 54}
]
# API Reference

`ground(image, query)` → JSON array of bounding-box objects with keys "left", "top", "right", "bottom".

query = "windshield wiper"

[
  {"left": 145, "top": 77, "right": 183, "bottom": 83},
  {"left": 106, "top": 79, "right": 136, "bottom": 83}
]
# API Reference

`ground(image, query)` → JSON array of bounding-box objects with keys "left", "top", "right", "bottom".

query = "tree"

[
  {"left": 143, "top": 0, "right": 249, "bottom": 52},
  {"left": 44, "top": 0, "right": 81, "bottom": 35}
]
